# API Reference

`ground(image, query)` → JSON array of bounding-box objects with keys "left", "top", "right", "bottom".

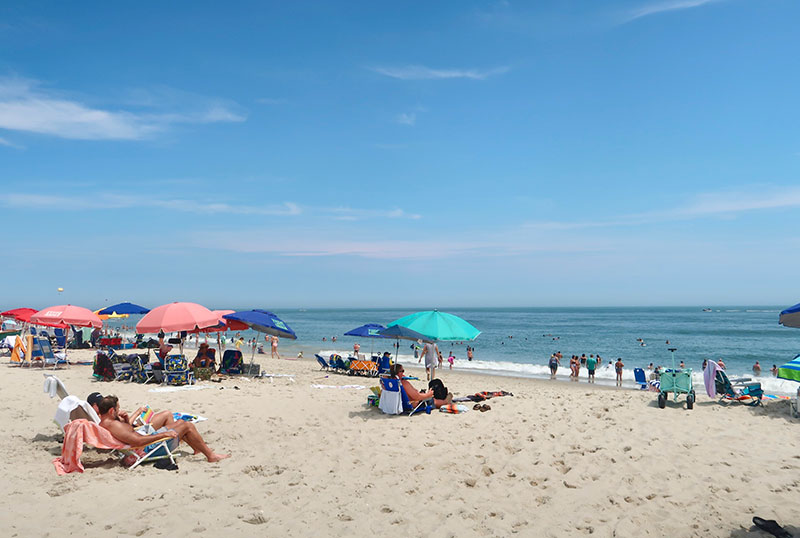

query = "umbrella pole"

[{"left": 247, "top": 332, "right": 259, "bottom": 377}]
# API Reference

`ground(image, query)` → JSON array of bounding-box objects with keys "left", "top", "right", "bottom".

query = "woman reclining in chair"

[{"left": 391, "top": 364, "right": 452, "bottom": 408}]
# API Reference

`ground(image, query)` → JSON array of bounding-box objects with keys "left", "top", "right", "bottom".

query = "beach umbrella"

[
  {"left": 136, "top": 302, "right": 218, "bottom": 334},
  {"left": 344, "top": 323, "right": 389, "bottom": 356},
  {"left": 387, "top": 310, "right": 481, "bottom": 342},
  {"left": 377, "top": 324, "right": 434, "bottom": 364},
  {"left": 97, "top": 302, "right": 150, "bottom": 316},
  {"left": 777, "top": 355, "right": 800, "bottom": 383},
  {"left": 94, "top": 309, "right": 129, "bottom": 321},
  {"left": 1, "top": 307, "right": 38, "bottom": 323},
  {"left": 223, "top": 310, "right": 297, "bottom": 375},
  {"left": 187, "top": 309, "right": 249, "bottom": 360},
  {"left": 30, "top": 305, "right": 103, "bottom": 329},
  {"left": 779, "top": 303, "right": 800, "bottom": 328}
]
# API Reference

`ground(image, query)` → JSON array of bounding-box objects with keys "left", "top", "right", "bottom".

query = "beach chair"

[
  {"left": 108, "top": 351, "right": 133, "bottom": 381},
  {"left": 53, "top": 419, "right": 177, "bottom": 474},
  {"left": 164, "top": 355, "right": 193, "bottom": 386},
  {"left": 377, "top": 355, "right": 392, "bottom": 376},
  {"left": 54, "top": 328, "right": 67, "bottom": 348},
  {"left": 633, "top": 368, "right": 648, "bottom": 390},
  {"left": 715, "top": 371, "right": 763, "bottom": 406},
  {"left": 130, "top": 355, "right": 154, "bottom": 384},
  {"left": 219, "top": 350, "right": 243, "bottom": 374},
  {"left": 315, "top": 354, "right": 331, "bottom": 371},
  {"left": 193, "top": 348, "right": 215, "bottom": 381},
  {"left": 378, "top": 377, "right": 432, "bottom": 417}
]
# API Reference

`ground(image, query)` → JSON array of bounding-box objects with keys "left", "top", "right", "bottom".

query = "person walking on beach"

[
  {"left": 586, "top": 354, "right": 597, "bottom": 383},
  {"left": 614, "top": 358, "right": 624, "bottom": 387},
  {"left": 271, "top": 336, "right": 280, "bottom": 359},
  {"left": 549, "top": 354, "right": 560, "bottom": 379},
  {"left": 421, "top": 341, "right": 439, "bottom": 381}
]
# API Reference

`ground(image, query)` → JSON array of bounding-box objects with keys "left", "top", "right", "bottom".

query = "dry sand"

[{"left": 2, "top": 349, "right": 799, "bottom": 537}]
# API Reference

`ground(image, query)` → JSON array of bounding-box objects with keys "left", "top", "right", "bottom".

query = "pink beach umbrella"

[
  {"left": 136, "top": 302, "right": 219, "bottom": 334},
  {"left": 30, "top": 305, "right": 103, "bottom": 329}
]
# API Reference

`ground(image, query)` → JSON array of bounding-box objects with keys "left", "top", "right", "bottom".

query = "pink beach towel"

[
  {"left": 52, "top": 419, "right": 130, "bottom": 475},
  {"left": 704, "top": 360, "right": 720, "bottom": 398}
]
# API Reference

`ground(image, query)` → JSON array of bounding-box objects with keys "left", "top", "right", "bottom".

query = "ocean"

[{"left": 110, "top": 306, "right": 800, "bottom": 395}]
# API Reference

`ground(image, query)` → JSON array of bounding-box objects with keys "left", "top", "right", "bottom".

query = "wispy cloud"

[
  {"left": 0, "top": 76, "right": 246, "bottom": 140},
  {"left": 0, "top": 193, "right": 299, "bottom": 216},
  {"left": 623, "top": 0, "right": 723, "bottom": 23},
  {"left": 255, "top": 97, "right": 287, "bottom": 105},
  {"left": 395, "top": 112, "right": 416, "bottom": 126},
  {"left": 329, "top": 206, "right": 421, "bottom": 221},
  {"left": 524, "top": 185, "right": 800, "bottom": 231},
  {"left": 0, "top": 136, "right": 23, "bottom": 149},
  {"left": 370, "top": 65, "right": 510, "bottom": 81}
]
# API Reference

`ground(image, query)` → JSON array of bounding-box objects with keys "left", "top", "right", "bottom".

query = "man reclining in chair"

[{"left": 97, "top": 395, "right": 229, "bottom": 463}]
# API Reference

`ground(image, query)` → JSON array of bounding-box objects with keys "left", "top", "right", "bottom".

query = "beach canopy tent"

[
  {"left": 30, "top": 305, "right": 103, "bottom": 329},
  {"left": 386, "top": 310, "right": 481, "bottom": 342},
  {"left": 779, "top": 303, "right": 800, "bottom": 329},
  {"left": 777, "top": 355, "right": 800, "bottom": 383},
  {"left": 1, "top": 307, "right": 38, "bottom": 323},
  {"left": 136, "top": 302, "right": 218, "bottom": 334},
  {"left": 97, "top": 302, "right": 150, "bottom": 316},
  {"left": 223, "top": 310, "right": 297, "bottom": 374}
]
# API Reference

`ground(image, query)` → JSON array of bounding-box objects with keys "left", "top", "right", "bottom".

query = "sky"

[{"left": 1, "top": 0, "right": 799, "bottom": 310}]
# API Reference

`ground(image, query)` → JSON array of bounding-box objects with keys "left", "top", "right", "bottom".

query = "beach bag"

[{"left": 428, "top": 378, "right": 448, "bottom": 400}]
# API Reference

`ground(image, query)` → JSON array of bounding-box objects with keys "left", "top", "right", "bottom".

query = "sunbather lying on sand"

[
  {"left": 391, "top": 364, "right": 452, "bottom": 408},
  {"left": 97, "top": 395, "right": 229, "bottom": 463}
]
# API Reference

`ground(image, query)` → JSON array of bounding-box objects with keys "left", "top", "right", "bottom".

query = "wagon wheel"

[{"left": 658, "top": 392, "right": 666, "bottom": 409}]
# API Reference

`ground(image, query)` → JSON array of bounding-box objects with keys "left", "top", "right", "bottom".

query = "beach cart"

[{"left": 657, "top": 348, "right": 695, "bottom": 410}]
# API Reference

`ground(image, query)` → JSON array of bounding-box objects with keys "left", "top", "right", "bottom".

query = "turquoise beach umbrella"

[
  {"left": 777, "top": 354, "right": 800, "bottom": 383},
  {"left": 387, "top": 310, "right": 481, "bottom": 342}
]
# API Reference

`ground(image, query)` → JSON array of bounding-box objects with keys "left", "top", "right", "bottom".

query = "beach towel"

[
  {"left": 43, "top": 375, "right": 68, "bottom": 399},
  {"left": 311, "top": 384, "right": 365, "bottom": 389},
  {"left": 54, "top": 396, "right": 100, "bottom": 431},
  {"left": 704, "top": 360, "right": 721, "bottom": 398},
  {"left": 53, "top": 419, "right": 130, "bottom": 475},
  {"left": 439, "top": 404, "right": 469, "bottom": 414},
  {"left": 148, "top": 385, "right": 212, "bottom": 393}
]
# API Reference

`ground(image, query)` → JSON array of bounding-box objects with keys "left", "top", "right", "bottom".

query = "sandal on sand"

[
  {"left": 753, "top": 517, "right": 793, "bottom": 538},
  {"left": 480, "top": 404, "right": 491, "bottom": 412},
  {"left": 473, "top": 404, "right": 482, "bottom": 411}
]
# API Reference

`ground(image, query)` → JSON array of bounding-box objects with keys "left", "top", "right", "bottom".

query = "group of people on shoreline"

[{"left": 548, "top": 352, "right": 625, "bottom": 386}]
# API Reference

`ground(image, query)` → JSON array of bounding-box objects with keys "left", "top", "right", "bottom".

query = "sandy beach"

[{"left": 2, "top": 349, "right": 799, "bottom": 537}]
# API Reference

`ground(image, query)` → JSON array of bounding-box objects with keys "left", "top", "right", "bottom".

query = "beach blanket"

[
  {"left": 439, "top": 404, "right": 469, "bottom": 414},
  {"left": 311, "top": 384, "right": 365, "bottom": 390},
  {"left": 53, "top": 419, "right": 130, "bottom": 475},
  {"left": 453, "top": 390, "right": 514, "bottom": 403},
  {"left": 148, "top": 385, "right": 211, "bottom": 393}
]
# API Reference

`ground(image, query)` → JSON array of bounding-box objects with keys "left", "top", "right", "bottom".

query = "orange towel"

[{"left": 52, "top": 419, "right": 131, "bottom": 475}]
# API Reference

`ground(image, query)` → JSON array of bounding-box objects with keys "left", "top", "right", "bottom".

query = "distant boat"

[{"left": 702, "top": 308, "right": 712, "bottom": 312}]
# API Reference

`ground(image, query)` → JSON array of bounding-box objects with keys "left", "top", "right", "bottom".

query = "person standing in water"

[{"left": 614, "top": 358, "right": 624, "bottom": 387}]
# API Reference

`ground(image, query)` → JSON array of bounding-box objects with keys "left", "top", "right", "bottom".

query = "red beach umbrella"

[
  {"left": 136, "top": 302, "right": 219, "bottom": 334},
  {"left": 187, "top": 310, "right": 249, "bottom": 333},
  {"left": 30, "top": 305, "right": 103, "bottom": 329},
  {"left": 1, "top": 307, "right": 38, "bottom": 323}
]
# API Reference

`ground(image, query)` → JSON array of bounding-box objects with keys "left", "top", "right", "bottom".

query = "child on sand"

[{"left": 447, "top": 351, "right": 455, "bottom": 369}]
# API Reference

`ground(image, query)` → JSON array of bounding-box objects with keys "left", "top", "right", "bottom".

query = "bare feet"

[{"left": 206, "top": 453, "right": 230, "bottom": 463}]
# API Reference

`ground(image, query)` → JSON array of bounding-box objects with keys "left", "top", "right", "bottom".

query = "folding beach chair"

[
  {"left": 53, "top": 419, "right": 177, "bottom": 474},
  {"left": 378, "top": 377, "right": 432, "bottom": 417},
  {"left": 219, "top": 350, "right": 243, "bottom": 374},
  {"left": 715, "top": 370, "right": 763, "bottom": 406},
  {"left": 108, "top": 351, "right": 133, "bottom": 381},
  {"left": 633, "top": 368, "right": 648, "bottom": 390},
  {"left": 315, "top": 354, "right": 331, "bottom": 371},
  {"left": 130, "top": 355, "right": 154, "bottom": 384},
  {"left": 164, "top": 355, "right": 193, "bottom": 386}
]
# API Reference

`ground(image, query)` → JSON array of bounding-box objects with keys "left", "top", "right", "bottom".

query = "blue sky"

[{"left": 1, "top": 0, "right": 799, "bottom": 309}]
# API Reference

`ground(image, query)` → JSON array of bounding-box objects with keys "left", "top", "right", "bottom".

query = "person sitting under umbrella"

[
  {"left": 193, "top": 343, "right": 215, "bottom": 369},
  {"left": 390, "top": 364, "right": 452, "bottom": 408}
]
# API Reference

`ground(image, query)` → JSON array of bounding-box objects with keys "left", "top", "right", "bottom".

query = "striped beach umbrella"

[{"left": 777, "top": 354, "right": 800, "bottom": 383}]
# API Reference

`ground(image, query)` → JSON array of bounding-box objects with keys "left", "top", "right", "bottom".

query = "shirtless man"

[
  {"left": 87, "top": 392, "right": 178, "bottom": 430},
  {"left": 97, "top": 395, "right": 229, "bottom": 463}
]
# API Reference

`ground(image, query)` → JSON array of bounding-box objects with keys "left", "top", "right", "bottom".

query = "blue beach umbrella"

[
  {"left": 223, "top": 310, "right": 297, "bottom": 374},
  {"left": 344, "top": 323, "right": 389, "bottom": 356},
  {"left": 387, "top": 310, "right": 481, "bottom": 342},
  {"left": 97, "top": 302, "right": 150, "bottom": 315},
  {"left": 777, "top": 354, "right": 800, "bottom": 383},
  {"left": 779, "top": 303, "right": 800, "bottom": 329}
]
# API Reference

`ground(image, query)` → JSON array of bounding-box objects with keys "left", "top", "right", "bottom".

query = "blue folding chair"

[
  {"left": 53, "top": 328, "right": 67, "bottom": 348},
  {"left": 379, "top": 377, "right": 432, "bottom": 417},
  {"left": 634, "top": 368, "right": 648, "bottom": 390},
  {"left": 315, "top": 354, "right": 331, "bottom": 371}
]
